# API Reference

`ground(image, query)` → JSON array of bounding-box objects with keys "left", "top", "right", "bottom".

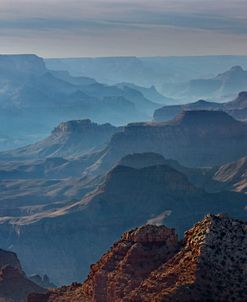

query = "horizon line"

[{"left": 1, "top": 53, "right": 247, "bottom": 59}]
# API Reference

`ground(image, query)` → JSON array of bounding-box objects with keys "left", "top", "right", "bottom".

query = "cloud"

[{"left": 0, "top": 0, "right": 246, "bottom": 56}]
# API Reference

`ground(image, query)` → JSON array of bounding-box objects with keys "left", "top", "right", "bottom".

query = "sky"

[{"left": 0, "top": 0, "right": 247, "bottom": 57}]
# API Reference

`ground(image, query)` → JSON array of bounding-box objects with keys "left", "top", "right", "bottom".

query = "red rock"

[{"left": 28, "top": 215, "right": 247, "bottom": 302}]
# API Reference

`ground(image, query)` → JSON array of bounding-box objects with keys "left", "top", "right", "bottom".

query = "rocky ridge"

[
  {"left": 0, "top": 119, "right": 120, "bottom": 160},
  {"left": 28, "top": 214, "right": 247, "bottom": 302},
  {"left": 182, "top": 65, "right": 247, "bottom": 99},
  {"left": 154, "top": 91, "right": 247, "bottom": 122},
  {"left": 90, "top": 110, "right": 247, "bottom": 173},
  {"left": 128, "top": 214, "right": 247, "bottom": 301},
  {"left": 0, "top": 248, "right": 46, "bottom": 302}
]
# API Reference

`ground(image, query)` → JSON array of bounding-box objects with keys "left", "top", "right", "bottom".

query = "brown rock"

[
  {"left": 127, "top": 214, "right": 247, "bottom": 302},
  {"left": 29, "top": 225, "right": 179, "bottom": 302},
  {"left": 29, "top": 215, "right": 247, "bottom": 302}
]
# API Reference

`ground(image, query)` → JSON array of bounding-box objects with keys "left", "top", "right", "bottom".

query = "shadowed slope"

[{"left": 0, "top": 160, "right": 246, "bottom": 285}]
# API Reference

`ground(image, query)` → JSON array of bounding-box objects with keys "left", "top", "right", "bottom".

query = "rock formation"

[
  {"left": 128, "top": 214, "right": 247, "bottom": 301},
  {"left": 28, "top": 214, "right": 247, "bottom": 302},
  {"left": 0, "top": 249, "right": 22, "bottom": 271},
  {"left": 0, "top": 119, "right": 121, "bottom": 160},
  {"left": 182, "top": 65, "right": 247, "bottom": 99},
  {"left": 227, "top": 91, "right": 247, "bottom": 109},
  {"left": 29, "top": 274, "right": 56, "bottom": 289},
  {"left": 0, "top": 248, "right": 46, "bottom": 302},
  {"left": 153, "top": 91, "right": 247, "bottom": 122},
  {"left": 154, "top": 99, "right": 222, "bottom": 122},
  {"left": 118, "top": 152, "right": 169, "bottom": 169},
  {"left": 92, "top": 110, "right": 247, "bottom": 173},
  {"left": 209, "top": 155, "right": 247, "bottom": 194},
  {"left": 82, "top": 225, "right": 179, "bottom": 302}
]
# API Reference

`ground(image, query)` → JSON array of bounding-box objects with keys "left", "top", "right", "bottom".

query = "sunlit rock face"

[
  {"left": 29, "top": 215, "right": 247, "bottom": 302},
  {"left": 128, "top": 215, "right": 247, "bottom": 302}
]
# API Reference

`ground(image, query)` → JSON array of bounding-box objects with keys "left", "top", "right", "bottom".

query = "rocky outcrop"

[
  {"left": 178, "top": 154, "right": 247, "bottom": 194},
  {"left": 171, "top": 109, "right": 236, "bottom": 127},
  {"left": 92, "top": 110, "right": 247, "bottom": 172},
  {"left": 118, "top": 152, "right": 169, "bottom": 169},
  {"left": 29, "top": 215, "right": 247, "bottom": 302},
  {"left": 181, "top": 65, "right": 247, "bottom": 99},
  {"left": 154, "top": 91, "right": 247, "bottom": 122},
  {"left": 154, "top": 99, "right": 223, "bottom": 122},
  {"left": 0, "top": 54, "right": 46, "bottom": 77},
  {"left": 119, "top": 153, "right": 247, "bottom": 195},
  {"left": 0, "top": 120, "right": 120, "bottom": 160},
  {"left": 118, "top": 153, "right": 204, "bottom": 185},
  {"left": 29, "top": 274, "right": 56, "bottom": 289},
  {"left": 81, "top": 225, "right": 179, "bottom": 302},
  {"left": 116, "top": 82, "right": 173, "bottom": 104},
  {"left": 226, "top": 91, "right": 247, "bottom": 109},
  {"left": 52, "top": 119, "right": 114, "bottom": 135},
  {"left": 0, "top": 249, "right": 22, "bottom": 271},
  {"left": 209, "top": 156, "right": 247, "bottom": 194},
  {"left": 127, "top": 214, "right": 247, "bottom": 301},
  {"left": 0, "top": 249, "right": 46, "bottom": 302},
  {"left": 27, "top": 224, "right": 179, "bottom": 302}
]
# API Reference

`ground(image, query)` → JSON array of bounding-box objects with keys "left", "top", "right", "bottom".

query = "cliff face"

[
  {"left": 154, "top": 99, "right": 223, "bottom": 122},
  {"left": 0, "top": 249, "right": 22, "bottom": 271},
  {"left": 154, "top": 91, "right": 247, "bottom": 123},
  {"left": 0, "top": 249, "right": 46, "bottom": 302},
  {"left": 0, "top": 119, "right": 120, "bottom": 160},
  {"left": 81, "top": 225, "right": 179, "bottom": 302},
  {"left": 28, "top": 224, "right": 180, "bottom": 302},
  {"left": 0, "top": 54, "right": 46, "bottom": 78},
  {"left": 29, "top": 274, "right": 56, "bottom": 289},
  {"left": 118, "top": 152, "right": 170, "bottom": 169},
  {"left": 226, "top": 91, "right": 247, "bottom": 109},
  {"left": 182, "top": 65, "right": 247, "bottom": 99},
  {"left": 128, "top": 215, "right": 247, "bottom": 302},
  {"left": 210, "top": 156, "right": 247, "bottom": 194},
  {"left": 93, "top": 110, "right": 247, "bottom": 173},
  {"left": 29, "top": 215, "right": 247, "bottom": 302}
]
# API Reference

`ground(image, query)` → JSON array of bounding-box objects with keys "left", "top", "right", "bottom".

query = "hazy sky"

[{"left": 0, "top": 0, "right": 247, "bottom": 57}]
